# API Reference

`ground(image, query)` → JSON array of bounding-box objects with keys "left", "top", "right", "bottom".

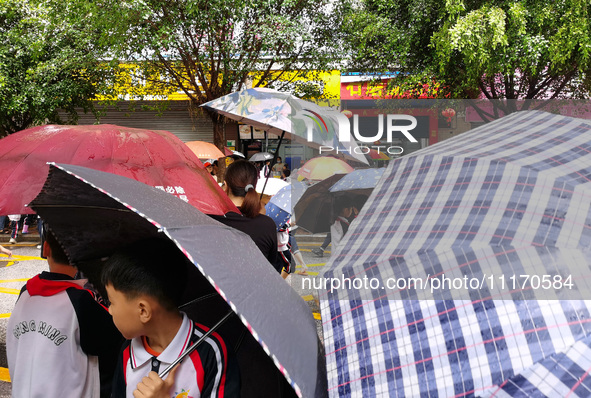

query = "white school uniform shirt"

[{"left": 116, "top": 312, "right": 236, "bottom": 397}]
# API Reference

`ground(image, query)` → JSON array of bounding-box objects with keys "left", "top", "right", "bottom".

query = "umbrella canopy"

[
  {"left": 30, "top": 163, "right": 327, "bottom": 398},
  {"left": 231, "top": 150, "right": 246, "bottom": 159},
  {"left": 0, "top": 124, "right": 236, "bottom": 216},
  {"left": 293, "top": 174, "right": 346, "bottom": 233},
  {"left": 223, "top": 146, "right": 235, "bottom": 156},
  {"left": 185, "top": 140, "right": 225, "bottom": 160},
  {"left": 298, "top": 157, "right": 354, "bottom": 181},
  {"left": 480, "top": 334, "right": 591, "bottom": 397},
  {"left": 201, "top": 88, "right": 369, "bottom": 165},
  {"left": 265, "top": 181, "right": 308, "bottom": 228},
  {"left": 250, "top": 151, "right": 274, "bottom": 162},
  {"left": 329, "top": 168, "right": 386, "bottom": 193},
  {"left": 255, "top": 176, "right": 289, "bottom": 196},
  {"left": 320, "top": 111, "right": 591, "bottom": 397}
]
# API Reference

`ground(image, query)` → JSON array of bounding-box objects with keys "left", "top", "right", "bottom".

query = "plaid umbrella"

[
  {"left": 320, "top": 111, "right": 591, "bottom": 397},
  {"left": 481, "top": 334, "right": 591, "bottom": 397}
]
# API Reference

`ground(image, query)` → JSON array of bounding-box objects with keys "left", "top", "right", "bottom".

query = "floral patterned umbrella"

[{"left": 201, "top": 88, "right": 369, "bottom": 165}]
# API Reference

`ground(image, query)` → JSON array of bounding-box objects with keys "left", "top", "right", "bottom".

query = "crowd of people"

[
  {"left": 0, "top": 214, "right": 40, "bottom": 245},
  {"left": 1, "top": 151, "right": 352, "bottom": 397},
  {"left": 7, "top": 227, "right": 240, "bottom": 397}
]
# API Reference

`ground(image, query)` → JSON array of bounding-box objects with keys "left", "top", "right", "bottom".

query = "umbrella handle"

[
  {"left": 158, "top": 310, "right": 234, "bottom": 378},
  {"left": 260, "top": 130, "right": 286, "bottom": 200}
]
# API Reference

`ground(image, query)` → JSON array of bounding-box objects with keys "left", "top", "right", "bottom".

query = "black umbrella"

[
  {"left": 293, "top": 174, "right": 369, "bottom": 234},
  {"left": 30, "top": 163, "right": 327, "bottom": 398},
  {"left": 293, "top": 174, "right": 345, "bottom": 234}
]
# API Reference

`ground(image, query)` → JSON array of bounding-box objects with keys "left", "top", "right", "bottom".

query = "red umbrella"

[
  {"left": 0, "top": 124, "right": 237, "bottom": 216},
  {"left": 367, "top": 148, "right": 390, "bottom": 160}
]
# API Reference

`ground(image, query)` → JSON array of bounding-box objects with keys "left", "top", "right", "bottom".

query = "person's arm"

[
  {"left": 330, "top": 220, "right": 344, "bottom": 248},
  {"left": 111, "top": 342, "right": 130, "bottom": 398},
  {"left": 0, "top": 245, "right": 11, "bottom": 257},
  {"left": 69, "top": 289, "right": 123, "bottom": 356},
  {"left": 267, "top": 221, "right": 279, "bottom": 266},
  {"left": 68, "top": 288, "right": 125, "bottom": 397}
]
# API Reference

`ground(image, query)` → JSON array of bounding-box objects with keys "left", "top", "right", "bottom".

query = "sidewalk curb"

[
  {"left": 0, "top": 234, "right": 41, "bottom": 244},
  {"left": 293, "top": 232, "right": 328, "bottom": 244}
]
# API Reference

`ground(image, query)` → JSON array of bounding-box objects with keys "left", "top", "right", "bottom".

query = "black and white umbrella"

[
  {"left": 319, "top": 111, "right": 591, "bottom": 397},
  {"left": 30, "top": 163, "right": 327, "bottom": 398}
]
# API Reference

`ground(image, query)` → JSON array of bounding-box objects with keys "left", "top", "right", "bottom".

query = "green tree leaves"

[
  {"left": 67, "top": 0, "right": 345, "bottom": 146},
  {"left": 0, "top": 0, "right": 118, "bottom": 136},
  {"left": 344, "top": 0, "right": 591, "bottom": 105}
]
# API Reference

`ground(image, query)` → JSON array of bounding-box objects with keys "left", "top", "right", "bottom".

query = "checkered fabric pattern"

[
  {"left": 481, "top": 335, "right": 591, "bottom": 397},
  {"left": 320, "top": 111, "right": 591, "bottom": 397}
]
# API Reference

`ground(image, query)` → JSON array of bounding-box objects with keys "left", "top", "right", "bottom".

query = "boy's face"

[{"left": 105, "top": 283, "right": 144, "bottom": 340}]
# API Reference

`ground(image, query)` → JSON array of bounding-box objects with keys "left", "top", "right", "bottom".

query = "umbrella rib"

[
  {"left": 178, "top": 293, "right": 219, "bottom": 308},
  {"left": 30, "top": 204, "right": 134, "bottom": 212}
]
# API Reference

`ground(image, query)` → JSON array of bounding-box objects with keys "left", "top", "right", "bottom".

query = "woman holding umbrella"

[{"left": 211, "top": 160, "right": 281, "bottom": 274}]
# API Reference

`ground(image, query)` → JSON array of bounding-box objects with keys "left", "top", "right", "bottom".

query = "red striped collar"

[{"left": 129, "top": 312, "right": 192, "bottom": 369}]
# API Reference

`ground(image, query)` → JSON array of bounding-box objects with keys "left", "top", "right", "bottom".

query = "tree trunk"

[
  {"left": 205, "top": 110, "right": 225, "bottom": 150},
  {"left": 212, "top": 120, "right": 225, "bottom": 150}
]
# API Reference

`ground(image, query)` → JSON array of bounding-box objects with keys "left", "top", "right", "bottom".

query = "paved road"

[{"left": 0, "top": 238, "right": 330, "bottom": 396}]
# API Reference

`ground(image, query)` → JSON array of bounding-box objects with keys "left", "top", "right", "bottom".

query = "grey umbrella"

[
  {"left": 30, "top": 163, "right": 327, "bottom": 398},
  {"left": 249, "top": 151, "right": 275, "bottom": 162}
]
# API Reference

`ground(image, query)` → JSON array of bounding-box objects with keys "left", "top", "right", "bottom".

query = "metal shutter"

[{"left": 72, "top": 101, "right": 214, "bottom": 143}]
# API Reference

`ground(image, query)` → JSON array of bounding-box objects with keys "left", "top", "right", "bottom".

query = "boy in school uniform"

[
  {"left": 102, "top": 238, "right": 240, "bottom": 398},
  {"left": 6, "top": 228, "right": 123, "bottom": 397}
]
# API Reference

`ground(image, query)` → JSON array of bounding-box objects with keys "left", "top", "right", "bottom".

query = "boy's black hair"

[
  {"left": 101, "top": 238, "right": 189, "bottom": 312},
  {"left": 43, "top": 226, "right": 71, "bottom": 265},
  {"left": 335, "top": 196, "right": 353, "bottom": 213}
]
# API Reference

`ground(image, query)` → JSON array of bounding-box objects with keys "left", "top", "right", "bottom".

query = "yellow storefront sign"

[{"left": 99, "top": 64, "right": 340, "bottom": 105}]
